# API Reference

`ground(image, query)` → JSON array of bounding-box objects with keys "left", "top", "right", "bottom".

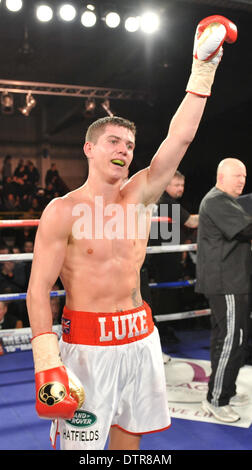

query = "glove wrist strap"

[
  {"left": 31, "top": 332, "right": 62, "bottom": 373},
  {"left": 186, "top": 58, "right": 218, "bottom": 97}
]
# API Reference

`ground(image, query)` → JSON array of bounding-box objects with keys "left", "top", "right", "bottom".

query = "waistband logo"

[{"left": 98, "top": 309, "right": 148, "bottom": 342}]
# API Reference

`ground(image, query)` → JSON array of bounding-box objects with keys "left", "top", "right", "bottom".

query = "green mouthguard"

[{"left": 111, "top": 159, "right": 125, "bottom": 166}]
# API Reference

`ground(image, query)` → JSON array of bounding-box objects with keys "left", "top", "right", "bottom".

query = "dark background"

[{"left": 0, "top": 0, "right": 252, "bottom": 211}]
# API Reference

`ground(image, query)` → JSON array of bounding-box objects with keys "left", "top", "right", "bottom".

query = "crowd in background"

[
  {"left": 0, "top": 230, "right": 64, "bottom": 330},
  {"left": 0, "top": 154, "right": 69, "bottom": 213},
  {"left": 0, "top": 154, "right": 69, "bottom": 330}
]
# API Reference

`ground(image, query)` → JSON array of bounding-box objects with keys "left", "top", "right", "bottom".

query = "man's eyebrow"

[{"left": 107, "top": 134, "right": 135, "bottom": 146}]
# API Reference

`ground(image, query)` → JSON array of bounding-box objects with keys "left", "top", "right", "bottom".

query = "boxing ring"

[
  {"left": 1, "top": 217, "right": 252, "bottom": 451},
  {"left": 0, "top": 217, "right": 209, "bottom": 322}
]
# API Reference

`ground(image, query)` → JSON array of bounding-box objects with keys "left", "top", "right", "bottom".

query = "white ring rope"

[{"left": 0, "top": 244, "right": 197, "bottom": 262}]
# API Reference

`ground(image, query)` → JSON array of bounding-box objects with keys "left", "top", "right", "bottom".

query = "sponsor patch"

[{"left": 66, "top": 410, "right": 97, "bottom": 428}]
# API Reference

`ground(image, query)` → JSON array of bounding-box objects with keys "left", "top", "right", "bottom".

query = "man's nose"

[{"left": 118, "top": 142, "right": 128, "bottom": 154}]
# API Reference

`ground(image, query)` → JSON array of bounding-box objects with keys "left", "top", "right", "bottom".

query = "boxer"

[{"left": 27, "top": 15, "right": 237, "bottom": 450}]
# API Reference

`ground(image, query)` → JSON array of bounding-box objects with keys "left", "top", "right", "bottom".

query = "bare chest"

[{"left": 70, "top": 197, "right": 152, "bottom": 246}]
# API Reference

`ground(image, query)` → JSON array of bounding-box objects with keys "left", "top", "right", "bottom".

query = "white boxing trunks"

[{"left": 50, "top": 302, "right": 171, "bottom": 450}]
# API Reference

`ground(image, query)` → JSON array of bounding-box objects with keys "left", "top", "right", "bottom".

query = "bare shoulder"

[{"left": 38, "top": 194, "right": 75, "bottom": 239}]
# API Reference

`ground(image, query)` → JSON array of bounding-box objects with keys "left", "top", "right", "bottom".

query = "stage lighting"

[
  {"left": 19, "top": 93, "right": 36, "bottom": 116},
  {"left": 36, "top": 5, "right": 53, "bottom": 22},
  {"left": 6, "top": 0, "right": 22, "bottom": 12},
  {"left": 59, "top": 4, "right": 76, "bottom": 22},
  {"left": 86, "top": 4, "right": 95, "bottom": 10},
  {"left": 81, "top": 10, "right": 96, "bottom": 27},
  {"left": 101, "top": 99, "right": 113, "bottom": 117},
  {"left": 124, "top": 16, "right": 140, "bottom": 33},
  {"left": 140, "top": 11, "right": 160, "bottom": 34},
  {"left": 85, "top": 98, "right": 96, "bottom": 112},
  {"left": 105, "top": 12, "right": 120, "bottom": 28},
  {"left": 1, "top": 92, "right": 14, "bottom": 114}
]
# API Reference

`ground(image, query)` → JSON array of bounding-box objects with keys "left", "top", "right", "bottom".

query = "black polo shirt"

[
  {"left": 148, "top": 192, "right": 191, "bottom": 282},
  {"left": 158, "top": 192, "right": 190, "bottom": 228},
  {"left": 195, "top": 187, "right": 252, "bottom": 295}
]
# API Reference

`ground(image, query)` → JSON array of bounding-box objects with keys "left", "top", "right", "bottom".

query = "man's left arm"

[
  {"left": 145, "top": 93, "right": 207, "bottom": 205},
  {"left": 140, "top": 16, "right": 237, "bottom": 206}
]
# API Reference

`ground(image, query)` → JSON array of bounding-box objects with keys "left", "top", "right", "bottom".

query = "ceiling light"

[
  {"left": 36, "top": 5, "right": 53, "bottom": 22},
  {"left": 101, "top": 99, "right": 113, "bottom": 117},
  {"left": 19, "top": 93, "right": 36, "bottom": 117},
  {"left": 125, "top": 16, "right": 140, "bottom": 33},
  {"left": 6, "top": 0, "right": 22, "bottom": 12},
  {"left": 85, "top": 98, "right": 96, "bottom": 112},
  {"left": 140, "top": 11, "right": 160, "bottom": 34},
  {"left": 81, "top": 10, "right": 96, "bottom": 27},
  {"left": 105, "top": 12, "right": 120, "bottom": 28},
  {"left": 1, "top": 92, "right": 14, "bottom": 114},
  {"left": 59, "top": 4, "right": 76, "bottom": 22}
]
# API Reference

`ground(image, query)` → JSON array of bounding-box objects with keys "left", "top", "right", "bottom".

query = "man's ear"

[
  {"left": 217, "top": 172, "right": 224, "bottom": 184},
  {"left": 83, "top": 141, "right": 93, "bottom": 158}
]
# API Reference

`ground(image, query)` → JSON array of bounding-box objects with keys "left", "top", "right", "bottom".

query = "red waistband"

[{"left": 61, "top": 302, "right": 154, "bottom": 346}]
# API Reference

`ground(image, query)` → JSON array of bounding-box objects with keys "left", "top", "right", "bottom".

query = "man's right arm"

[
  {"left": 184, "top": 214, "right": 199, "bottom": 228},
  {"left": 26, "top": 197, "right": 85, "bottom": 421},
  {"left": 234, "top": 223, "right": 252, "bottom": 241},
  {"left": 26, "top": 197, "right": 70, "bottom": 336}
]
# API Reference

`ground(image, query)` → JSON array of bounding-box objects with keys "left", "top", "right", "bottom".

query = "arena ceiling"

[{"left": 0, "top": 0, "right": 252, "bottom": 200}]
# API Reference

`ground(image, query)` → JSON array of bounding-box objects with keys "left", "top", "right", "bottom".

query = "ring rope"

[
  {"left": 154, "top": 309, "right": 211, "bottom": 322},
  {"left": 149, "top": 280, "right": 196, "bottom": 288},
  {"left": 0, "top": 219, "right": 40, "bottom": 227},
  {"left": 0, "top": 244, "right": 197, "bottom": 262},
  {"left": 0, "top": 278, "right": 196, "bottom": 302},
  {"left": 0, "top": 290, "right": 66, "bottom": 302},
  {"left": 0, "top": 216, "right": 174, "bottom": 228}
]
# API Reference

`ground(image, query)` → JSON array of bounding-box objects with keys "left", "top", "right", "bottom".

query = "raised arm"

[{"left": 139, "top": 15, "right": 237, "bottom": 205}]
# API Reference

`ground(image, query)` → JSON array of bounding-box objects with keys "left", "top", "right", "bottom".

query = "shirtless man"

[{"left": 26, "top": 16, "right": 237, "bottom": 450}]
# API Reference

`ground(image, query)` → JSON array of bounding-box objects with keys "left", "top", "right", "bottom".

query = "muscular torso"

[{"left": 60, "top": 184, "right": 152, "bottom": 312}]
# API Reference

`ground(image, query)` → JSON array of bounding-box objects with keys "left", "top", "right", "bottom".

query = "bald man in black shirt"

[{"left": 196, "top": 158, "right": 252, "bottom": 423}]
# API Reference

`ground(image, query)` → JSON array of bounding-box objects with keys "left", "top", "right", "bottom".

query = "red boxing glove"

[
  {"left": 186, "top": 15, "right": 237, "bottom": 96},
  {"left": 194, "top": 15, "right": 237, "bottom": 63},
  {"left": 31, "top": 332, "right": 85, "bottom": 420},
  {"left": 35, "top": 365, "right": 84, "bottom": 419}
]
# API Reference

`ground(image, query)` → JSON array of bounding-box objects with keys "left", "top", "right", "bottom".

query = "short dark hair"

[
  {"left": 85, "top": 116, "right": 136, "bottom": 143},
  {"left": 173, "top": 170, "right": 185, "bottom": 179}
]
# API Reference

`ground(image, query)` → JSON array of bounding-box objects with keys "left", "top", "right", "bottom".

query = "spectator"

[
  {"left": 4, "top": 193, "right": 20, "bottom": 211},
  {"left": 0, "top": 244, "right": 30, "bottom": 327},
  {"left": 15, "top": 228, "right": 36, "bottom": 251},
  {"left": 149, "top": 171, "right": 199, "bottom": 302},
  {"left": 45, "top": 162, "right": 69, "bottom": 196},
  {"left": 23, "top": 239, "right": 34, "bottom": 253},
  {"left": 148, "top": 171, "right": 200, "bottom": 344},
  {"left": 0, "top": 247, "right": 28, "bottom": 293},
  {"left": 45, "top": 163, "right": 59, "bottom": 187},
  {"left": 26, "top": 160, "right": 40, "bottom": 187},
  {"left": 0, "top": 300, "right": 23, "bottom": 329},
  {"left": 1, "top": 155, "right": 12, "bottom": 183},
  {"left": 28, "top": 197, "right": 41, "bottom": 216}
]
